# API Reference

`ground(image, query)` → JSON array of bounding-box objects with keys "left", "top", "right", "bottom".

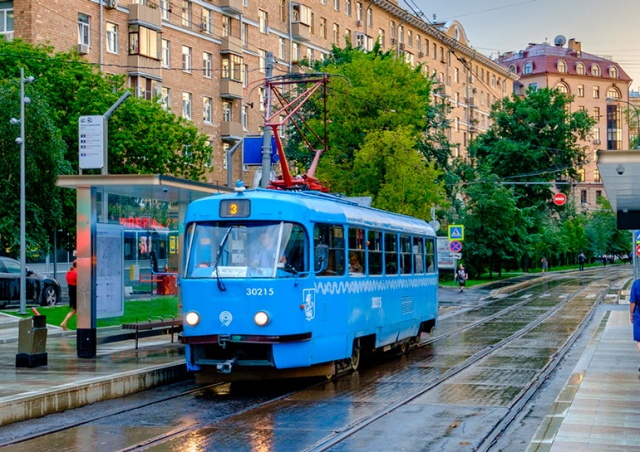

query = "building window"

[
  {"left": 182, "top": 1, "right": 192, "bottom": 28},
  {"left": 279, "top": 37, "right": 286, "bottom": 60},
  {"left": 243, "top": 64, "right": 248, "bottom": 87},
  {"left": 222, "top": 16, "right": 230, "bottom": 37},
  {"left": 182, "top": 46, "right": 192, "bottom": 72},
  {"left": 557, "top": 60, "right": 567, "bottom": 73},
  {"left": 346, "top": 0, "right": 351, "bottom": 16},
  {"left": 607, "top": 104, "right": 622, "bottom": 150},
  {"left": 320, "top": 18, "right": 326, "bottom": 39},
  {"left": 556, "top": 83, "right": 568, "bottom": 94},
  {"left": 591, "top": 64, "right": 601, "bottom": 77},
  {"left": 523, "top": 61, "right": 532, "bottom": 74},
  {"left": 129, "top": 25, "right": 160, "bottom": 59},
  {"left": 131, "top": 76, "right": 159, "bottom": 100},
  {"left": 0, "top": 7, "right": 14, "bottom": 35},
  {"left": 593, "top": 107, "right": 600, "bottom": 121},
  {"left": 203, "top": 52, "right": 212, "bottom": 78},
  {"left": 242, "top": 105, "right": 248, "bottom": 130},
  {"left": 594, "top": 169, "right": 601, "bottom": 182},
  {"left": 593, "top": 86, "right": 600, "bottom": 99},
  {"left": 609, "top": 66, "right": 618, "bottom": 78},
  {"left": 367, "top": 8, "right": 372, "bottom": 27},
  {"left": 160, "top": 87, "right": 170, "bottom": 110},
  {"left": 222, "top": 54, "right": 243, "bottom": 81},
  {"left": 182, "top": 92, "right": 192, "bottom": 119},
  {"left": 222, "top": 101, "right": 232, "bottom": 122},
  {"left": 580, "top": 189, "right": 587, "bottom": 204},
  {"left": 259, "top": 87, "right": 265, "bottom": 111},
  {"left": 259, "top": 49, "right": 266, "bottom": 73},
  {"left": 577, "top": 84, "right": 584, "bottom": 97},
  {"left": 106, "top": 23, "right": 118, "bottom": 54},
  {"left": 203, "top": 97, "right": 212, "bottom": 123},
  {"left": 333, "top": 23, "right": 339, "bottom": 44},
  {"left": 593, "top": 127, "right": 600, "bottom": 142},
  {"left": 202, "top": 9, "right": 212, "bottom": 33},
  {"left": 259, "top": 10, "right": 268, "bottom": 33},
  {"left": 334, "top": 0, "right": 340, "bottom": 11},
  {"left": 280, "top": 0, "right": 286, "bottom": 21},
  {"left": 242, "top": 23, "right": 249, "bottom": 48},
  {"left": 607, "top": 87, "right": 621, "bottom": 99},
  {"left": 78, "top": 13, "right": 90, "bottom": 46},
  {"left": 378, "top": 29, "right": 385, "bottom": 47},
  {"left": 576, "top": 62, "right": 585, "bottom": 75},
  {"left": 160, "top": 0, "right": 170, "bottom": 21},
  {"left": 162, "top": 39, "right": 170, "bottom": 67},
  {"left": 596, "top": 190, "right": 602, "bottom": 202}
]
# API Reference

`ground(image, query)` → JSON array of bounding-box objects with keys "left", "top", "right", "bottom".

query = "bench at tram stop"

[{"left": 121, "top": 315, "right": 183, "bottom": 349}]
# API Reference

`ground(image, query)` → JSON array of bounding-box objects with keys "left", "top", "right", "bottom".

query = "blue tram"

[{"left": 180, "top": 188, "right": 438, "bottom": 381}]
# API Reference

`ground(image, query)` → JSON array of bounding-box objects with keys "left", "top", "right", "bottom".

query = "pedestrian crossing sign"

[{"left": 448, "top": 225, "right": 464, "bottom": 241}]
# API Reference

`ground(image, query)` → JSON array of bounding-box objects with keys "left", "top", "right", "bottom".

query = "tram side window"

[
  {"left": 348, "top": 227, "right": 366, "bottom": 276},
  {"left": 313, "top": 224, "right": 345, "bottom": 276},
  {"left": 425, "top": 238, "right": 435, "bottom": 273},
  {"left": 367, "top": 230, "right": 383, "bottom": 275},
  {"left": 384, "top": 232, "right": 398, "bottom": 275},
  {"left": 400, "top": 235, "right": 412, "bottom": 274},
  {"left": 282, "top": 223, "right": 308, "bottom": 274},
  {"left": 413, "top": 236, "right": 425, "bottom": 274}
]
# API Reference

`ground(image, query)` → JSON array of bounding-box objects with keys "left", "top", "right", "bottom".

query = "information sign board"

[{"left": 79, "top": 115, "right": 105, "bottom": 169}]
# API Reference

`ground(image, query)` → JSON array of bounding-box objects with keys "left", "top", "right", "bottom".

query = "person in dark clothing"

[
  {"left": 578, "top": 253, "right": 586, "bottom": 271},
  {"left": 455, "top": 264, "right": 468, "bottom": 293}
]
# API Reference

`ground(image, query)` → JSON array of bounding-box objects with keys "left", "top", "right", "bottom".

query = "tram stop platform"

[{"left": 0, "top": 287, "right": 638, "bottom": 450}]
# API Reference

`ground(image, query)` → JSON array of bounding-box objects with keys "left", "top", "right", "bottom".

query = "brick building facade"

[{"left": 2, "top": 0, "right": 516, "bottom": 187}]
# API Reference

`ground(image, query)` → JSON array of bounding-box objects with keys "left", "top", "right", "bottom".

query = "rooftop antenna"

[{"left": 554, "top": 35, "right": 567, "bottom": 47}]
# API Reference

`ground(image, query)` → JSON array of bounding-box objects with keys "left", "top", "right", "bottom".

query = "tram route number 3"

[{"left": 246, "top": 288, "right": 275, "bottom": 296}]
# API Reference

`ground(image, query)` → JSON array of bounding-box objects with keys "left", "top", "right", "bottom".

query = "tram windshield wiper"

[{"left": 213, "top": 226, "right": 234, "bottom": 291}]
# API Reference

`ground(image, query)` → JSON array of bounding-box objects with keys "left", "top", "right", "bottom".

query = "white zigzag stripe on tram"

[{"left": 314, "top": 277, "right": 437, "bottom": 295}]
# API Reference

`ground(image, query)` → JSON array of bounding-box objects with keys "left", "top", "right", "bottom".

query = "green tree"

[
  {"left": 469, "top": 87, "right": 594, "bottom": 210},
  {"left": 283, "top": 42, "right": 450, "bottom": 218},
  {"left": 0, "top": 39, "right": 213, "bottom": 256}
]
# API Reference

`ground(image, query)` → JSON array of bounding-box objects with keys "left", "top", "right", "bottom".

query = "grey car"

[{"left": 0, "top": 257, "right": 61, "bottom": 308}]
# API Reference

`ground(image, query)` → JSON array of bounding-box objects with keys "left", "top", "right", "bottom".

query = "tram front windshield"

[{"left": 185, "top": 221, "right": 307, "bottom": 279}]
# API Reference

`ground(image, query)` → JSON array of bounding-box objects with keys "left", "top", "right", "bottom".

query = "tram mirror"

[{"left": 314, "top": 245, "right": 329, "bottom": 272}]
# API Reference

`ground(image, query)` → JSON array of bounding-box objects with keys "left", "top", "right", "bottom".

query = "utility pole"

[{"left": 260, "top": 52, "right": 274, "bottom": 188}]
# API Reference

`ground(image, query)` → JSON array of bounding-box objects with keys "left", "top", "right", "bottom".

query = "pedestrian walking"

[
  {"left": 629, "top": 278, "right": 640, "bottom": 371},
  {"left": 60, "top": 260, "right": 77, "bottom": 331},
  {"left": 578, "top": 252, "right": 586, "bottom": 271},
  {"left": 541, "top": 257, "right": 548, "bottom": 273},
  {"left": 455, "top": 264, "right": 468, "bottom": 293}
]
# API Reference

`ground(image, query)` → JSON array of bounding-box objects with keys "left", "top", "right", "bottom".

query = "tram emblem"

[
  {"left": 302, "top": 289, "right": 316, "bottom": 321},
  {"left": 219, "top": 311, "right": 233, "bottom": 326}
]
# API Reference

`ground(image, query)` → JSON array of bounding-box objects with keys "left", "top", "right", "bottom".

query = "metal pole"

[
  {"left": 260, "top": 52, "right": 273, "bottom": 188},
  {"left": 19, "top": 68, "right": 26, "bottom": 314}
]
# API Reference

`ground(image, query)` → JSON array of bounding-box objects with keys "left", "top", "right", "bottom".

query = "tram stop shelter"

[
  {"left": 596, "top": 150, "right": 640, "bottom": 279},
  {"left": 56, "top": 174, "right": 231, "bottom": 358}
]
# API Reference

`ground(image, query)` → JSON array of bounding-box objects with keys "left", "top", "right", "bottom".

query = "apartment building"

[
  {"left": 2, "top": 0, "right": 516, "bottom": 187},
  {"left": 498, "top": 36, "right": 632, "bottom": 211}
]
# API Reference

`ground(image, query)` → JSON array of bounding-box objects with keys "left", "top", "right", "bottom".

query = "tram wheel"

[{"left": 350, "top": 338, "right": 361, "bottom": 371}]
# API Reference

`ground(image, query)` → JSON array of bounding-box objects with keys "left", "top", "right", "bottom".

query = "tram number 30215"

[{"left": 246, "top": 288, "right": 275, "bottom": 296}]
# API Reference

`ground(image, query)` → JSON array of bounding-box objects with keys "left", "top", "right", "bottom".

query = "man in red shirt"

[{"left": 60, "top": 260, "right": 77, "bottom": 330}]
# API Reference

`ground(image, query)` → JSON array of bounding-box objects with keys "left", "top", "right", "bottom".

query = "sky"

[{"left": 407, "top": 0, "right": 640, "bottom": 90}]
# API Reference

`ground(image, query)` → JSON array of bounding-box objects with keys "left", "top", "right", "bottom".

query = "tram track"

[{"left": 0, "top": 269, "right": 625, "bottom": 451}]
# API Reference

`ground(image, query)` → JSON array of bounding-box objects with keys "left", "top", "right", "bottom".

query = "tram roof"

[
  {"left": 56, "top": 174, "right": 232, "bottom": 203},
  {"left": 596, "top": 150, "right": 640, "bottom": 228}
]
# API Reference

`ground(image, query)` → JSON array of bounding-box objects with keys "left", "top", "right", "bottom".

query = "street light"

[
  {"left": 9, "top": 68, "right": 35, "bottom": 315},
  {"left": 606, "top": 97, "right": 640, "bottom": 150}
]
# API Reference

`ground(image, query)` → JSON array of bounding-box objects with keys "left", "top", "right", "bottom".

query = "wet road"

[{"left": 0, "top": 267, "right": 631, "bottom": 451}]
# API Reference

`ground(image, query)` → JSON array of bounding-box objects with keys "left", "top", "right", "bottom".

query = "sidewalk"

[{"left": 0, "top": 312, "right": 185, "bottom": 427}]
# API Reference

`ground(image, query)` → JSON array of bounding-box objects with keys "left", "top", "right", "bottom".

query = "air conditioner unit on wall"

[
  {"left": 77, "top": 43, "right": 89, "bottom": 54},
  {"left": 105, "top": 0, "right": 118, "bottom": 9},
  {"left": 200, "top": 23, "right": 208, "bottom": 32}
]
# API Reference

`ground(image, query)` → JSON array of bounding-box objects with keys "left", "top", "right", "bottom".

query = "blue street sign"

[
  {"left": 449, "top": 240, "right": 462, "bottom": 253},
  {"left": 448, "top": 225, "right": 464, "bottom": 241}
]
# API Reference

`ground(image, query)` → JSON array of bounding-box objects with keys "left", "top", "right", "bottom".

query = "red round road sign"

[
  {"left": 449, "top": 240, "right": 462, "bottom": 253},
  {"left": 553, "top": 193, "right": 567, "bottom": 206},
  {"left": 636, "top": 244, "right": 640, "bottom": 257}
]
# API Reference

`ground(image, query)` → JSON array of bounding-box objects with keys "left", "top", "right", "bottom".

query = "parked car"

[{"left": 0, "top": 257, "right": 60, "bottom": 308}]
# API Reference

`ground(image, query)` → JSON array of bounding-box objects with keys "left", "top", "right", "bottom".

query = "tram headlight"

[
  {"left": 185, "top": 311, "right": 200, "bottom": 326},
  {"left": 254, "top": 311, "right": 270, "bottom": 326}
]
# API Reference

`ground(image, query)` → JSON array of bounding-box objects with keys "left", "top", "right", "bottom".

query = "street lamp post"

[
  {"left": 10, "top": 68, "right": 35, "bottom": 314},
  {"left": 606, "top": 97, "right": 640, "bottom": 281}
]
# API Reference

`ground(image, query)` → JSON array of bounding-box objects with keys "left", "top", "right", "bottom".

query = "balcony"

[
  {"left": 220, "top": 121, "right": 244, "bottom": 141},
  {"left": 220, "top": 0, "right": 243, "bottom": 16},
  {"left": 128, "top": 3, "right": 162, "bottom": 29},
  {"left": 467, "top": 97, "right": 477, "bottom": 108},
  {"left": 220, "top": 79, "right": 243, "bottom": 99},
  {"left": 127, "top": 54, "right": 162, "bottom": 79},
  {"left": 221, "top": 35, "right": 243, "bottom": 55},
  {"left": 291, "top": 22, "right": 311, "bottom": 42}
]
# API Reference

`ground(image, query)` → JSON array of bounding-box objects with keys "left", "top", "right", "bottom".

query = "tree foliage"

[
  {"left": 0, "top": 39, "right": 213, "bottom": 256},
  {"left": 283, "top": 42, "right": 450, "bottom": 220}
]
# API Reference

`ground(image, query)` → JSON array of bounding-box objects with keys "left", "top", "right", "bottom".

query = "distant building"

[
  {"left": 498, "top": 36, "right": 633, "bottom": 211},
  {"left": 1, "top": 0, "right": 516, "bottom": 187}
]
